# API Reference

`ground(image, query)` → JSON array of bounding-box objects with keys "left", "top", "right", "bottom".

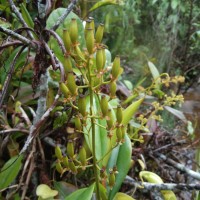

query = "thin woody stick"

[
  {"left": 0, "top": 26, "right": 35, "bottom": 48},
  {"left": 50, "top": 0, "right": 79, "bottom": 31}
]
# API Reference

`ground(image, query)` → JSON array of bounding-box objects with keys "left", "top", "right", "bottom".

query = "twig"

[
  {"left": 44, "top": 43, "right": 65, "bottom": 82},
  {"left": 8, "top": 0, "right": 34, "bottom": 39},
  {"left": 0, "top": 129, "right": 29, "bottom": 135},
  {"left": 37, "top": 137, "right": 46, "bottom": 167},
  {"left": 19, "top": 94, "right": 60, "bottom": 155},
  {"left": 21, "top": 139, "right": 36, "bottom": 200},
  {"left": 44, "top": 43, "right": 60, "bottom": 70},
  {"left": 154, "top": 152, "right": 200, "bottom": 181},
  {"left": 50, "top": 0, "right": 79, "bottom": 31},
  {"left": 0, "top": 46, "right": 26, "bottom": 108},
  {"left": 44, "top": 29, "right": 66, "bottom": 55},
  {"left": 0, "top": 184, "right": 20, "bottom": 193},
  {"left": 152, "top": 139, "right": 187, "bottom": 153},
  {"left": 124, "top": 177, "right": 200, "bottom": 191},
  {"left": 0, "top": 26, "right": 35, "bottom": 48},
  {"left": 18, "top": 149, "right": 34, "bottom": 188},
  {"left": 0, "top": 41, "right": 23, "bottom": 50}
]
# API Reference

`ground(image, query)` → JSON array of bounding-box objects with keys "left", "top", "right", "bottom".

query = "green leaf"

[
  {"left": 123, "top": 80, "right": 133, "bottom": 90},
  {"left": 108, "top": 134, "right": 132, "bottom": 200},
  {"left": 147, "top": 61, "right": 160, "bottom": 85},
  {"left": 54, "top": 182, "right": 77, "bottom": 200},
  {"left": 89, "top": 0, "right": 118, "bottom": 13},
  {"left": 99, "top": 183, "right": 107, "bottom": 200},
  {"left": 113, "top": 192, "right": 136, "bottom": 200},
  {"left": 171, "top": 0, "right": 178, "bottom": 10},
  {"left": 0, "top": 155, "right": 23, "bottom": 190},
  {"left": 0, "top": 48, "right": 28, "bottom": 84},
  {"left": 122, "top": 98, "right": 144, "bottom": 125},
  {"left": 65, "top": 183, "right": 95, "bottom": 200},
  {"left": 20, "top": 3, "right": 34, "bottom": 29},
  {"left": 0, "top": 18, "right": 11, "bottom": 29}
]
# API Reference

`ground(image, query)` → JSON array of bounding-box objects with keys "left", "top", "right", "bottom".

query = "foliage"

[{"left": 91, "top": 0, "right": 200, "bottom": 88}]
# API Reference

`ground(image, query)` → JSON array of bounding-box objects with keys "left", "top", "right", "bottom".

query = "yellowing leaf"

[
  {"left": 139, "top": 171, "right": 163, "bottom": 183},
  {"left": 36, "top": 184, "right": 58, "bottom": 199},
  {"left": 89, "top": 0, "right": 117, "bottom": 13},
  {"left": 139, "top": 171, "right": 177, "bottom": 200},
  {"left": 113, "top": 192, "right": 136, "bottom": 200},
  {"left": 162, "top": 190, "right": 177, "bottom": 200}
]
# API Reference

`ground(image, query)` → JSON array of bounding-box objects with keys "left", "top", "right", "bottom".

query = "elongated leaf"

[
  {"left": 65, "top": 183, "right": 94, "bottom": 200},
  {"left": 113, "top": 192, "right": 136, "bottom": 200},
  {"left": 148, "top": 61, "right": 160, "bottom": 85},
  {"left": 99, "top": 183, "right": 107, "bottom": 200},
  {"left": 0, "top": 48, "right": 28, "bottom": 84},
  {"left": 122, "top": 98, "right": 144, "bottom": 125},
  {"left": 89, "top": 0, "right": 117, "bottom": 12},
  {"left": 108, "top": 134, "right": 132, "bottom": 200},
  {"left": 0, "top": 155, "right": 23, "bottom": 190},
  {"left": 140, "top": 171, "right": 163, "bottom": 183},
  {"left": 20, "top": 3, "right": 34, "bottom": 28},
  {"left": 103, "top": 98, "right": 143, "bottom": 167},
  {"left": 164, "top": 106, "right": 187, "bottom": 123}
]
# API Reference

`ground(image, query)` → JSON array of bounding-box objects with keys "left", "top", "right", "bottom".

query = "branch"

[
  {"left": 50, "top": 0, "right": 79, "bottom": 31},
  {"left": 124, "top": 177, "right": 200, "bottom": 191},
  {"left": 8, "top": 0, "right": 34, "bottom": 39},
  {"left": 44, "top": 43, "right": 65, "bottom": 82},
  {"left": 154, "top": 153, "right": 200, "bottom": 181},
  {"left": 0, "top": 129, "right": 29, "bottom": 135},
  {"left": 19, "top": 93, "right": 60, "bottom": 155},
  {"left": 44, "top": 29, "right": 66, "bottom": 55},
  {"left": 0, "top": 26, "right": 36, "bottom": 48},
  {"left": 0, "top": 41, "right": 23, "bottom": 50}
]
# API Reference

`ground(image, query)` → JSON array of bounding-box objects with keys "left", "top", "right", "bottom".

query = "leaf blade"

[
  {"left": 108, "top": 134, "right": 132, "bottom": 200},
  {"left": 65, "top": 183, "right": 95, "bottom": 200},
  {"left": 0, "top": 155, "right": 23, "bottom": 190}
]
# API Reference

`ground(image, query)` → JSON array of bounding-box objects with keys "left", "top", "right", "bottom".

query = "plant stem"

[{"left": 87, "top": 58, "right": 101, "bottom": 200}]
